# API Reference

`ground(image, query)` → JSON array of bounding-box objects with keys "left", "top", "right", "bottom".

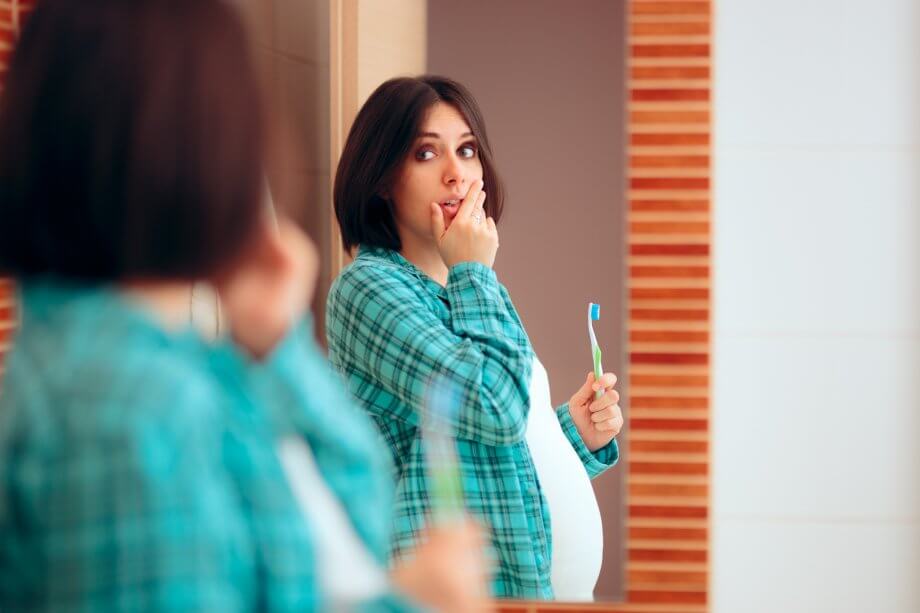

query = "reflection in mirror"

[{"left": 427, "top": 0, "right": 628, "bottom": 601}]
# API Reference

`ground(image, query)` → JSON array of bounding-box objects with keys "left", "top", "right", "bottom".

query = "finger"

[
  {"left": 594, "top": 416, "right": 623, "bottom": 433},
  {"left": 457, "top": 178, "right": 484, "bottom": 221},
  {"left": 470, "top": 192, "right": 486, "bottom": 227},
  {"left": 571, "top": 372, "right": 596, "bottom": 405},
  {"left": 430, "top": 201, "right": 446, "bottom": 238},
  {"left": 486, "top": 217, "right": 498, "bottom": 244},
  {"left": 591, "top": 371, "right": 618, "bottom": 393},
  {"left": 590, "top": 404, "right": 622, "bottom": 423},
  {"left": 588, "top": 389, "right": 620, "bottom": 413}
]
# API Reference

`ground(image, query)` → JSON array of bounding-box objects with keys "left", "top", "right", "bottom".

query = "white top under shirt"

[
  {"left": 277, "top": 437, "right": 389, "bottom": 609},
  {"left": 525, "top": 357, "right": 604, "bottom": 601}
]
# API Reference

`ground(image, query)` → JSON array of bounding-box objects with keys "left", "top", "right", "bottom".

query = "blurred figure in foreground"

[{"left": 0, "top": 1, "right": 487, "bottom": 610}]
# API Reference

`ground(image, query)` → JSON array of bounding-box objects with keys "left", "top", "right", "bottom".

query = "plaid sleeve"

[
  {"left": 216, "top": 324, "right": 427, "bottom": 613},
  {"left": 555, "top": 403, "right": 619, "bottom": 479},
  {"left": 236, "top": 318, "right": 397, "bottom": 564},
  {"left": 327, "top": 261, "right": 534, "bottom": 446},
  {"left": 0, "top": 377, "right": 252, "bottom": 612}
]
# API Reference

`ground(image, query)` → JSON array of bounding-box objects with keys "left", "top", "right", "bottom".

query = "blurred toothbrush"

[{"left": 423, "top": 377, "right": 465, "bottom": 524}]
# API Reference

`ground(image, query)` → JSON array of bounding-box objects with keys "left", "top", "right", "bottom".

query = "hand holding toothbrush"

[
  {"left": 566, "top": 370, "right": 623, "bottom": 452},
  {"left": 565, "top": 302, "right": 623, "bottom": 451},
  {"left": 388, "top": 377, "right": 492, "bottom": 612},
  {"left": 390, "top": 522, "right": 491, "bottom": 613},
  {"left": 217, "top": 218, "right": 319, "bottom": 360}
]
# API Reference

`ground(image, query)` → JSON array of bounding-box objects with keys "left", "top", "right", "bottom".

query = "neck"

[
  {"left": 399, "top": 237, "right": 449, "bottom": 287},
  {"left": 120, "top": 280, "right": 193, "bottom": 331}
]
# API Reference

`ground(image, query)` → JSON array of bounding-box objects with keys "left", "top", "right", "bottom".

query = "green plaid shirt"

[
  {"left": 326, "top": 247, "right": 618, "bottom": 599},
  {"left": 0, "top": 282, "right": 416, "bottom": 612}
]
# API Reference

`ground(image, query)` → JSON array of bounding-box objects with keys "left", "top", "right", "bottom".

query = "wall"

[
  {"left": 712, "top": 0, "right": 920, "bottom": 611},
  {"left": 356, "top": 0, "right": 425, "bottom": 104},
  {"left": 241, "top": 0, "right": 332, "bottom": 334},
  {"left": 329, "top": 0, "right": 427, "bottom": 277},
  {"left": 428, "top": 0, "right": 628, "bottom": 600}
]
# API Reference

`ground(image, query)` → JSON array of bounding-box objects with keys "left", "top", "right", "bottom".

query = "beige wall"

[
  {"left": 357, "top": 0, "right": 426, "bottom": 104},
  {"left": 428, "top": 0, "right": 628, "bottom": 601}
]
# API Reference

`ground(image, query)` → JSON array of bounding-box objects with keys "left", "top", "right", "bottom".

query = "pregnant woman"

[{"left": 326, "top": 75, "right": 624, "bottom": 600}]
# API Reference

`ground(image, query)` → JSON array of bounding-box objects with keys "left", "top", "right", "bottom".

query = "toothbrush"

[
  {"left": 588, "top": 302, "right": 603, "bottom": 400},
  {"left": 423, "top": 377, "right": 465, "bottom": 524}
]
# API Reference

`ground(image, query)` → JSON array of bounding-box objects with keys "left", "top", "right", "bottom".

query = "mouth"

[{"left": 438, "top": 198, "right": 462, "bottom": 220}]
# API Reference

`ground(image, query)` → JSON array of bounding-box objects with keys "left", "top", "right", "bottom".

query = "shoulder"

[
  {"left": 2, "top": 315, "right": 223, "bottom": 452},
  {"left": 331, "top": 250, "right": 416, "bottom": 294},
  {"left": 328, "top": 250, "right": 425, "bottom": 315}
]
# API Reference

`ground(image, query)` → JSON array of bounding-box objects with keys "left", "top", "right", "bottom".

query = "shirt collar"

[{"left": 356, "top": 245, "right": 448, "bottom": 301}]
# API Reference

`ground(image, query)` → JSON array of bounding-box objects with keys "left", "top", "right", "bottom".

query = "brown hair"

[
  {"left": 333, "top": 75, "right": 505, "bottom": 252},
  {"left": 0, "top": 0, "right": 265, "bottom": 281}
]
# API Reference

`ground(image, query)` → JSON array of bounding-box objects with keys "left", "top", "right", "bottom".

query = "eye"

[
  {"left": 458, "top": 143, "right": 478, "bottom": 159},
  {"left": 415, "top": 147, "right": 436, "bottom": 161}
]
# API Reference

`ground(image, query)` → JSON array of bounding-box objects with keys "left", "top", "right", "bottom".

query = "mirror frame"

[
  {"left": 330, "top": 0, "right": 712, "bottom": 610},
  {"left": 0, "top": 0, "right": 713, "bottom": 610}
]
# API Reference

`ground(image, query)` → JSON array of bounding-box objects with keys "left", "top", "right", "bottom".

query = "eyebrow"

[{"left": 416, "top": 131, "right": 475, "bottom": 139}]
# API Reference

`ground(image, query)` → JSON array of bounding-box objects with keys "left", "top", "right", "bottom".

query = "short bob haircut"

[
  {"left": 333, "top": 75, "right": 505, "bottom": 253},
  {"left": 0, "top": 0, "right": 265, "bottom": 281}
]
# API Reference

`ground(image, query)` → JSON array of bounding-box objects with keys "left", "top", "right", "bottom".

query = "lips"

[{"left": 439, "top": 198, "right": 461, "bottom": 221}]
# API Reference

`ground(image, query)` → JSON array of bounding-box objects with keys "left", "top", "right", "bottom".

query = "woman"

[
  {"left": 0, "top": 3, "right": 484, "bottom": 611},
  {"left": 327, "top": 76, "right": 624, "bottom": 600}
]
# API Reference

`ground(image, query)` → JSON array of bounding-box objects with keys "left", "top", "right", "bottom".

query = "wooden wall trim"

[{"left": 328, "top": 0, "right": 357, "bottom": 280}]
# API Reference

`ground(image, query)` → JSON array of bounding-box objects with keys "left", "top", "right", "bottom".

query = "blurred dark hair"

[
  {"left": 0, "top": 0, "right": 265, "bottom": 280},
  {"left": 333, "top": 75, "right": 505, "bottom": 253}
]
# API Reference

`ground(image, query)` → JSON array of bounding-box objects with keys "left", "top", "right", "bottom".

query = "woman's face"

[{"left": 389, "top": 102, "right": 483, "bottom": 249}]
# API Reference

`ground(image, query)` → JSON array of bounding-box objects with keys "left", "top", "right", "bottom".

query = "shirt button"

[{"left": 527, "top": 482, "right": 538, "bottom": 495}]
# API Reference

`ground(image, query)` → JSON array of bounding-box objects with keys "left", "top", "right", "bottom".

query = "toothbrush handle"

[
  {"left": 593, "top": 345, "right": 604, "bottom": 400},
  {"left": 426, "top": 433, "right": 465, "bottom": 524}
]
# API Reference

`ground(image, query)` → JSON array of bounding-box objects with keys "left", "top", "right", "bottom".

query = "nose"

[{"left": 442, "top": 152, "right": 465, "bottom": 189}]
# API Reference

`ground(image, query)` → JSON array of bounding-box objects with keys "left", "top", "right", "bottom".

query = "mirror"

[{"left": 247, "top": 0, "right": 712, "bottom": 607}]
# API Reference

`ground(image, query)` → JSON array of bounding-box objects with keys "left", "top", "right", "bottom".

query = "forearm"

[{"left": 556, "top": 402, "right": 620, "bottom": 478}]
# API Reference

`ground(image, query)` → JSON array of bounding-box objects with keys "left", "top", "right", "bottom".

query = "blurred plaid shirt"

[
  {"left": 326, "top": 247, "right": 619, "bottom": 600},
  {"left": 0, "top": 282, "right": 415, "bottom": 612}
]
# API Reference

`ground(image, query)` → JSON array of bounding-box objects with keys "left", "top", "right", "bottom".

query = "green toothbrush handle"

[{"left": 593, "top": 345, "right": 603, "bottom": 400}]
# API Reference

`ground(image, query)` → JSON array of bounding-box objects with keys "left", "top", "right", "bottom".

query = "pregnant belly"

[{"left": 525, "top": 359, "right": 603, "bottom": 601}]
